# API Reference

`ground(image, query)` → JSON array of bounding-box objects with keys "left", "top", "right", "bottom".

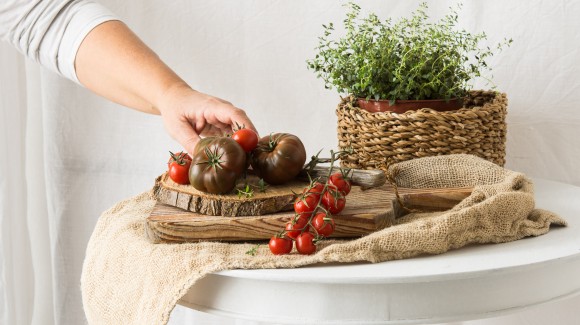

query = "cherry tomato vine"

[{"left": 267, "top": 149, "right": 353, "bottom": 255}]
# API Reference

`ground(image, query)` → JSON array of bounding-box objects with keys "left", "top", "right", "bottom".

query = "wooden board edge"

[{"left": 152, "top": 173, "right": 302, "bottom": 217}]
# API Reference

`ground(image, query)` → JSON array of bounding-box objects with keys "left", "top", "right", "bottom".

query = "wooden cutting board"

[{"left": 145, "top": 185, "right": 473, "bottom": 243}]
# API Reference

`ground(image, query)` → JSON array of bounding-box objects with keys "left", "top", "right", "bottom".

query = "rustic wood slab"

[
  {"left": 146, "top": 185, "right": 393, "bottom": 243},
  {"left": 153, "top": 167, "right": 387, "bottom": 217},
  {"left": 297, "top": 166, "right": 386, "bottom": 188},
  {"left": 152, "top": 173, "right": 307, "bottom": 217},
  {"left": 145, "top": 186, "right": 474, "bottom": 243},
  {"left": 391, "top": 187, "right": 473, "bottom": 218}
]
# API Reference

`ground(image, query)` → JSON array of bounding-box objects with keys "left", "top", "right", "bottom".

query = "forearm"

[
  {"left": 1, "top": 0, "right": 256, "bottom": 154},
  {"left": 75, "top": 20, "right": 187, "bottom": 114}
]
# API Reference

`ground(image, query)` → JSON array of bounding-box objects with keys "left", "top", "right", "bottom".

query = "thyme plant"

[{"left": 307, "top": 2, "right": 512, "bottom": 102}]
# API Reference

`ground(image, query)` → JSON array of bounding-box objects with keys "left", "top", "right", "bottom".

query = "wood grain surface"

[
  {"left": 146, "top": 185, "right": 393, "bottom": 243},
  {"left": 297, "top": 166, "right": 386, "bottom": 188},
  {"left": 152, "top": 173, "right": 306, "bottom": 217},
  {"left": 391, "top": 187, "right": 473, "bottom": 218},
  {"left": 145, "top": 186, "right": 473, "bottom": 243},
  {"left": 153, "top": 167, "right": 387, "bottom": 217}
]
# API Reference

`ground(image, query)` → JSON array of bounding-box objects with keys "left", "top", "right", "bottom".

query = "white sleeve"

[{"left": 0, "top": 0, "right": 118, "bottom": 84}]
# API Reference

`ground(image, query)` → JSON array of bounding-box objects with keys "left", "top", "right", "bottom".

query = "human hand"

[{"left": 157, "top": 83, "right": 258, "bottom": 155}]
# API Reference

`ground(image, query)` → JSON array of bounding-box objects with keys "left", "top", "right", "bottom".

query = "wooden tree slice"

[{"left": 152, "top": 173, "right": 307, "bottom": 217}]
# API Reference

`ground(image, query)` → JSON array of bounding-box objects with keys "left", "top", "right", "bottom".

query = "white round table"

[{"left": 178, "top": 179, "right": 580, "bottom": 324}]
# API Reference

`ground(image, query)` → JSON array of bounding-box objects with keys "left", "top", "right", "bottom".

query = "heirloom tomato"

[
  {"left": 189, "top": 137, "right": 246, "bottom": 194},
  {"left": 251, "top": 133, "right": 306, "bottom": 185}
]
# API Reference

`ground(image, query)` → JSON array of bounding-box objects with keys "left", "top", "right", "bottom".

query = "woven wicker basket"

[{"left": 337, "top": 90, "right": 507, "bottom": 170}]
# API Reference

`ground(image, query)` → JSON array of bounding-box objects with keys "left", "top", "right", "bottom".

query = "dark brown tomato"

[
  {"left": 189, "top": 137, "right": 246, "bottom": 194},
  {"left": 193, "top": 137, "right": 216, "bottom": 155},
  {"left": 251, "top": 133, "right": 306, "bottom": 185}
]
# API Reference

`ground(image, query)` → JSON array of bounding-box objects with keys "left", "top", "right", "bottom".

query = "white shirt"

[{"left": 0, "top": 0, "right": 118, "bottom": 83}]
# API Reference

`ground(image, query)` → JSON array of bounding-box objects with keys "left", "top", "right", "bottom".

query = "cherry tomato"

[
  {"left": 328, "top": 173, "right": 351, "bottom": 195},
  {"left": 168, "top": 151, "right": 192, "bottom": 185},
  {"left": 312, "top": 212, "right": 335, "bottom": 237},
  {"left": 296, "top": 232, "right": 316, "bottom": 255},
  {"left": 268, "top": 236, "right": 293, "bottom": 255},
  {"left": 232, "top": 128, "right": 259, "bottom": 152},
  {"left": 294, "top": 193, "right": 319, "bottom": 215},
  {"left": 302, "top": 182, "right": 325, "bottom": 200},
  {"left": 285, "top": 215, "right": 310, "bottom": 240},
  {"left": 321, "top": 189, "right": 346, "bottom": 214}
]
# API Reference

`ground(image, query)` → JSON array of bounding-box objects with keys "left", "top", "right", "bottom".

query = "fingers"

[
  {"left": 198, "top": 124, "right": 230, "bottom": 137},
  {"left": 230, "top": 107, "right": 258, "bottom": 136},
  {"left": 169, "top": 117, "right": 201, "bottom": 155},
  {"left": 159, "top": 89, "right": 258, "bottom": 154},
  {"left": 206, "top": 100, "right": 259, "bottom": 136}
]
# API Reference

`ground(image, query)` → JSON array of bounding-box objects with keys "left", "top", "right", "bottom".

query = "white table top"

[{"left": 179, "top": 178, "right": 580, "bottom": 324}]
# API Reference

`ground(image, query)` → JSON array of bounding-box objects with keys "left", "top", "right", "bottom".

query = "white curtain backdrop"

[{"left": 1, "top": 1, "right": 580, "bottom": 324}]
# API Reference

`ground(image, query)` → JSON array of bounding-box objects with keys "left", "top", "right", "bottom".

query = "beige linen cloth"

[{"left": 81, "top": 154, "right": 566, "bottom": 324}]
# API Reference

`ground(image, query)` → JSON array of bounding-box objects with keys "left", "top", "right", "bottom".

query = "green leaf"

[{"left": 306, "top": 1, "right": 512, "bottom": 100}]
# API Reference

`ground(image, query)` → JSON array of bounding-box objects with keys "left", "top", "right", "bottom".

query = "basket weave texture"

[{"left": 337, "top": 90, "right": 508, "bottom": 169}]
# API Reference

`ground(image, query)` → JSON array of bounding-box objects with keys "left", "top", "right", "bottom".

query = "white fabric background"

[{"left": 1, "top": 0, "right": 580, "bottom": 324}]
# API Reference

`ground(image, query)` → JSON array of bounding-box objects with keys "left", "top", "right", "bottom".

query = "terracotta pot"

[{"left": 357, "top": 98, "right": 463, "bottom": 113}]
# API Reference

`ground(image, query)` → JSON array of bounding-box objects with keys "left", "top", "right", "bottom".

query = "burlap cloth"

[{"left": 81, "top": 154, "right": 567, "bottom": 324}]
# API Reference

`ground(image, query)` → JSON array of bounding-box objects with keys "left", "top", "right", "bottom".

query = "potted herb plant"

[
  {"left": 306, "top": 2, "right": 512, "bottom": 167},
  {"left": 307, "top": 2, "right": 512, "bottom": 113}
]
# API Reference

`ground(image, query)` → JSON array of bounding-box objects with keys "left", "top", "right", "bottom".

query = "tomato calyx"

[
  {"left": 198, "top": 146, "right": 226, "bottom": 171},
  {"left": 232, "top": 122, "right": 246, "bottom": 132},
  {"left": 169, "top": 151, "right": 191, "bottom": 166},
  {"left": 255, "top": 133, "right": 285, "bottom": 153},
  {"left": 266, "top": 133, "right": 282, "bottom": 151}
]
